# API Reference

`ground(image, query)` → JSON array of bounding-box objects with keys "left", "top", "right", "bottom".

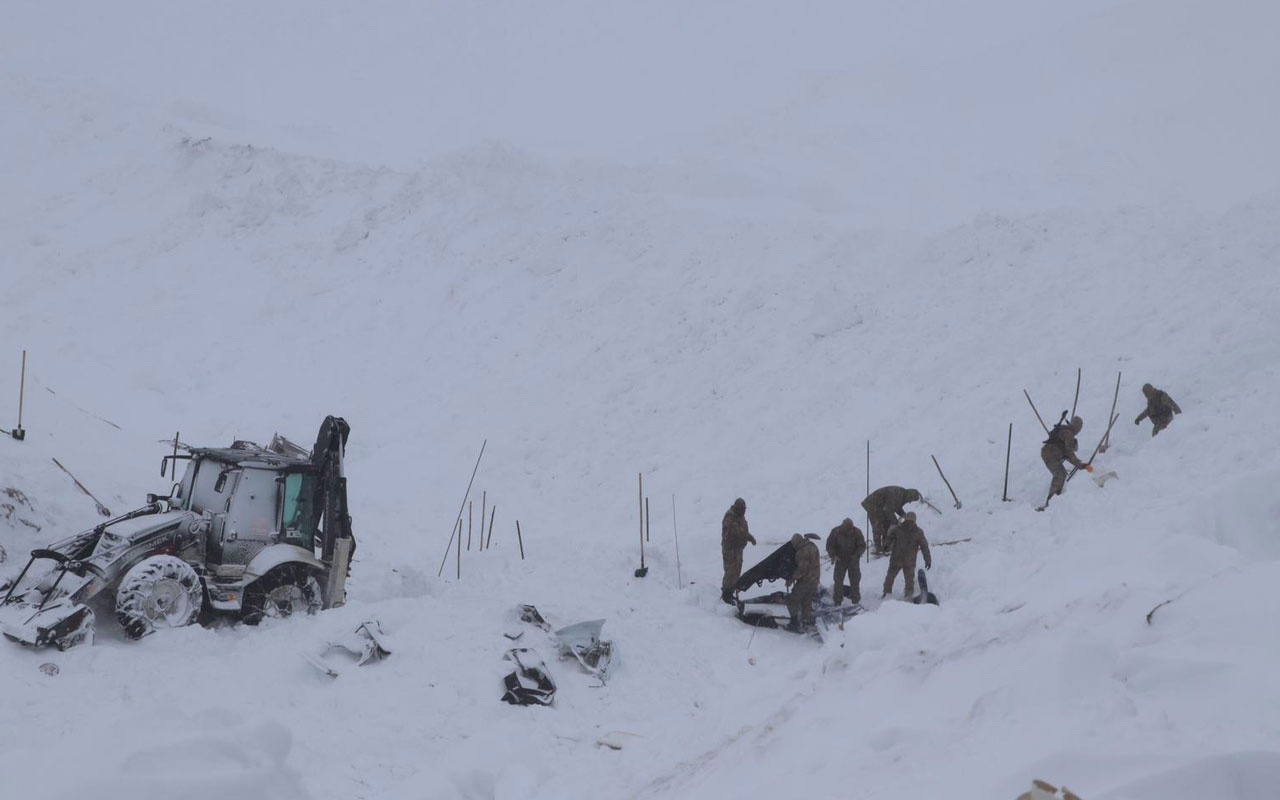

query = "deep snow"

[{"left": 2, "top": 2, "right": 1280, "bottom": 799}]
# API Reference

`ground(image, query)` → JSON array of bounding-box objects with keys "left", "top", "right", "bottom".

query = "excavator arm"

[{"left": 311, "top": 416, "right": 355, "bottom": 607}]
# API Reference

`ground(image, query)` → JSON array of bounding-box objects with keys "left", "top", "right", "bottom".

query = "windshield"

[{"left": 281, "top": 472, "right": 318, "bottom": 551}]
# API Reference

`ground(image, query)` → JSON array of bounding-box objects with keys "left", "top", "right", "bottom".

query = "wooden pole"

[
  {"left": 1002, "top": 423, "right": 1013, "bottom": 502},
  {"left": 516, "top": 520, "right": 525, "bottom": 560},
  {"left": 1070, "top": 367, "right": 1081, "bottom": 419},
  {"left": 436, "top": 440, "right": 486, "bottom": 577},
  {"left": 480, "top": 491, "right": 487, "bottom": 551},
  {"left": 1101, "top": 370, "right": 1122, "bottom": 452},
  {"left": 1068, "top": 412, "right": 1120, "bottom": 484},
  {"left": 645, "top": 496, "right": 650, "bottom": 543},
  {"left": 169, "top": 431, "right": 179, "bottom": 482},
  {"left": 467, "top": 500, "right": 473, "bottom": 550},
  {"left": 865, "top": 440, "right": 871, "bottom": 563},
  {"left": 931, "top": 454, "right": 962, "bottom": 509},
  {"left": 1024, "top": 389, "right": 1049, "bottom": 434},
  {"left": 455, "top": 518, "right": 461, "bottom": 579},
  {"left": 486, "top": 505, "right": 496, "bottom": 549},
  {"left": 671, "top": 494, "right": 682, "bottom": 588}
]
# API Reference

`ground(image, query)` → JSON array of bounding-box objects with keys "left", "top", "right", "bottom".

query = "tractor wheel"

[
  {"left": 115, "top": 555, "right": 204, "bottom": 640},
  {"left": 242, "top": 565, "right": 322, "bottom": 625}
]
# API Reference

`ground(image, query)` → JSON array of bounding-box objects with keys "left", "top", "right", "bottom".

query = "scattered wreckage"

[
  {"left": 731, "top": 536, "right": 863, "bottom": 640},
  {"left": 301, "top": 619, "right": 392, "bottom": 678},
  {"left": 0, "top": 417, "right": 356, "bottom": 649},
  {"left": 500, "top": 604, "right": 616, "bottom": 706}
]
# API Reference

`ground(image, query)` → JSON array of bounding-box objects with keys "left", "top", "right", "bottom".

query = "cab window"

[{"left": 281, "top": 473, "right": 318, "bottom": 550}]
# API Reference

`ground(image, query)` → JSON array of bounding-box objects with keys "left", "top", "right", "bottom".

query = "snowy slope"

[{"left": 3, "top": 1, "right": 1280, "bottom": 799}]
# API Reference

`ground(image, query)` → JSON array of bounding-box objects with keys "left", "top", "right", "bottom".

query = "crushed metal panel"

[
  {"left": 554, "top": 619, "right": 614, "bottom": 681},
  {"left": 301, "top": 619, "right": 392, "bottom": 677},
  {"left": 501, "top": 648, "right": 555, "bottom": 706}
]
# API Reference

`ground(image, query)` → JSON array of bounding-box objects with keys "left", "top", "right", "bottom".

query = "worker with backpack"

[{"left": 1041, "top": 413, "right": 1092, "bottom": 502}]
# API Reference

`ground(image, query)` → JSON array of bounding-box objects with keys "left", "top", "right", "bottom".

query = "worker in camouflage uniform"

[
  {"left": 720, "top": 497, "right": 756, "bottom": 604},
  {"left": 881, "top": 512, "right": 931, "bottom": 599},
  {"left": 860, "top": 486, "right": 922, "bottom": 555},
  {"left": 1041, "top": 415, "right": 1091, "bottom": 500},
  {"left": 825, "top": 517, "right": 866, "bottom": 605},
  {"left": 786, "top": 533, "right": 821, "bottom": 631},
  {"left": 1134, "top": 383, "right": 1182, "bottom": 436}
]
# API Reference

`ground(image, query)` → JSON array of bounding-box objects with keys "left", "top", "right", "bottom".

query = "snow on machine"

[{"left": 0, "top": 417, "right": 356, "bottom": 649}]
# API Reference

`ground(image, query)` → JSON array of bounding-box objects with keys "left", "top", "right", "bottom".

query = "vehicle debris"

[
  {"left": 732, "top": 541, "right": 862, "bottom": 641},
  {"left": 302, "top": 619, "right": 392, "bottom": 678},
  {"left": 554, "top": 619, "right": 613, "bottom": 681},
  {"left": 501, "top": 648, "right": 556, "bottom": 706}
]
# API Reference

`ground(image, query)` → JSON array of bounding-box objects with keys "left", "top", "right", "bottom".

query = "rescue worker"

[
  {"left": 861, "top": 486, "right": 922, "bottom": 555},
  {"left": 721, "top": 497, "right": 756, "bottom": 604},
  {"left": 786, "top": 533, "right": 821, "bottom": 631},
  {"left": 881, "top": 512, "right": 931, "bottom": 599},
  {"left": 825, "top": 517, "right": 866, "bottom": 605},
  {"left": 1134, "top": 383, "right": 1182, "bottom": 436},
  {"left": 1041, "top": 415, "right": 1091, "bottom": 501}
]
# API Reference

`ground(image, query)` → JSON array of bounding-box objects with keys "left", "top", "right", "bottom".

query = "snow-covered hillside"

[{"left": 2, "top": 2, "right": 1279, "bottom": 799}]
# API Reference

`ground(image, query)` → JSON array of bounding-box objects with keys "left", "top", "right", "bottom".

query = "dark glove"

[
  {"left": 1134, "top": 417, "right": 1141, "bottom": 425},
  {"left": 747, "top": 535, "right": 757, "bottom": 546},
  {"left": 926, "top": 563, "right": 932, "bottom": 570}
]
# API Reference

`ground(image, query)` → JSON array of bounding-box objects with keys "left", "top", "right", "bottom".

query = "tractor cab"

[{"left": 171, "top": 446, "right": 316, "bottom": 570}]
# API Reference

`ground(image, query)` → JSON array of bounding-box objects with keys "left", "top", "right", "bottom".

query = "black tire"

[
  {"left": 115, "top": 555, "right": 204, "bottom": 640},
  {"left": 242, "top": 565, "right": 322, "bottom": 625}
]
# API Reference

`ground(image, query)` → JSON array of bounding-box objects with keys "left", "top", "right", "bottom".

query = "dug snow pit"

[
  {"left": 501, "top": 648, "right": 556, "bottom": 706},
  {"left": 301, "top": 619, "right": 392, "bottom": 678},
  {"left": 596, "top": 731, "right": 639, "bottom": 750},
  {"left": 554, "top": 619, "right": 614, "bottom": 681},
  {"left": 38, "top": 662, "right": 59, "bottom": 676},
  {"left": 1091, "top": 468, "right": 1118, "bottom": 487}
]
